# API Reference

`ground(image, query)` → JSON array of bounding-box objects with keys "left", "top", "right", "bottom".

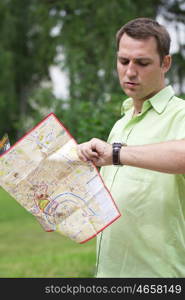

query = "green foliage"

[
  {"left": 0, "top": 0, "right": 58, "bottom": 140},
  {"left": 14, "top": 87, "right": 57, "bottom": 142},
  {"left": 160, "top": 0, "right": 185, "bottom": 95},
  {"left": 0, "top": 0, "right": 184, "bottom": 145},
  {"left": 180, "top": 94, "right": 185, "bottom": 100},
  {"left": 56, "top": 94, "right": 127, "bottom": 143},
  {"left": 19, "top": 87, "right": 125, "bottom": 144},
  {"left": 55, "top": 0, "right": 160, "bottom": 102}
]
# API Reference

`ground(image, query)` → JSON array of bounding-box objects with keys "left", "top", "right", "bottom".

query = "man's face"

[{"left": 117, "top": 33, "right": 170, "bottom": 101}]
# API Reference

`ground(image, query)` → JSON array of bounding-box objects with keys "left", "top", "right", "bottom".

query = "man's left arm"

[
  {"left": 77, "top": 138, "right": 185, "bottom": 174},
  {"left": 120, "top": 139, "right": 185, "bottom": 174}
]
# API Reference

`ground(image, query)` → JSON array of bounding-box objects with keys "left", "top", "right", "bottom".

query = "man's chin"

[{"left": 123, "top": 87, "right": 139, "bottom": 98}]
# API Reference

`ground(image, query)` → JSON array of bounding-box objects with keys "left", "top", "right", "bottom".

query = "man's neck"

[{"left": 133, "top": 85, "right": 166, "bottom": 116}]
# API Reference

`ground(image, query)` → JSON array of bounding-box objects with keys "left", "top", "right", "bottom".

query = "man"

[{"left": 78, "top": 18, "right": 185, "bottom": 277}]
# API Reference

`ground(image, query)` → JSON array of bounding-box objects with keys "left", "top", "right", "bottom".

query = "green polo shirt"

[{"left": 96, "top": 86, "right": 185, "bottom": 278}]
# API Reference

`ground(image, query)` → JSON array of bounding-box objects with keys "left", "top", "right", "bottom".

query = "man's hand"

[{"left": 77, "top": 138, "right": 112, "bottom": 167}]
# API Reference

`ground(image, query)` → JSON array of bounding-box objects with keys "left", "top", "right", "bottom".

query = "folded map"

[{"left": 0, "top": 113, "right": 120, "bottom": 243}]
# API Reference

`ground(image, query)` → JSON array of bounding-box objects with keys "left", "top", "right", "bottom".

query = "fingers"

[{"left": 77, "top": 141, "right": 99, "bottom": 163}]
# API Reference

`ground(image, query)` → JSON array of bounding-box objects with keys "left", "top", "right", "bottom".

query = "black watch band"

[{"left": 112, "top": 142, "right": 127, "bottom": 165}]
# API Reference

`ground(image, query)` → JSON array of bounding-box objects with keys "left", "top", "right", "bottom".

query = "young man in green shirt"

[{"left": 78, "top": 18, "right": 185, "bottom": 277}]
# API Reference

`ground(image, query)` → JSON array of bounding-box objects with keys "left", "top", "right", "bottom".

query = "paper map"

[{"left": 0, "top": 113, "right": 120, "bottom": 243}]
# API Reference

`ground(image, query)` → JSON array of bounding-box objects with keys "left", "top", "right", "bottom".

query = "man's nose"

[{"left": 126, "top": 62, "right": 137, "bottom": 78}]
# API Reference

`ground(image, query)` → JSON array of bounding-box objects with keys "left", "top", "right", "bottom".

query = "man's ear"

[{"left": 162, "top": 55, "right": 172, "bottom": 73}]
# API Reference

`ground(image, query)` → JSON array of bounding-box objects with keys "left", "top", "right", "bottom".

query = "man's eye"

[
  {"left": 120, "top": 60, "right": 129, "bottom": 65},
  {"left": 138, "top": 62, "right": 149, "bottom": 66}
]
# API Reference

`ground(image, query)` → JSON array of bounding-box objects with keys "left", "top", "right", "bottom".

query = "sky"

[{"left": 49, "top": 65, "right": 69, "bottom": 99}]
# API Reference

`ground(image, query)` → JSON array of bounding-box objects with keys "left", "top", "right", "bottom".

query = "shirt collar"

[
  {"left": 121, "top": 85, "right": 175, "bottom": 115},
  {"left": 149, "top": 85, "right": 175, "bottom": 114}
]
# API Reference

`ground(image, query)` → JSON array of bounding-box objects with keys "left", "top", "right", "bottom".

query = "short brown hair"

[{"left": 116, "top": 18, "right": 171, "bottom": 64}]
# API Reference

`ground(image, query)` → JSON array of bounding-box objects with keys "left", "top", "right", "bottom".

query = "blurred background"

[
  {"left": 0, "top": 0, "right": 185, "bottom": 277},
  {"left": 0, "top": 0, "right": 185, "bottom": 144}
]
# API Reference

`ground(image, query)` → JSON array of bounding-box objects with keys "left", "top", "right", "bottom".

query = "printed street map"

[{"left": 0, "top": 113, "right": 120, "bottom": 243}]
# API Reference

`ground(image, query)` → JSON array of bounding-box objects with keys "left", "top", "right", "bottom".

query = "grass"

[{"left": 0, "top": 188, "right": 96, "bottom": 278}]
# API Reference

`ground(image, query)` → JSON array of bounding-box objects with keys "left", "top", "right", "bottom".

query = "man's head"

[
  {"left": 116, "top": 18, "right": 171, "bottom": 65},
  {"left": 116, "top": 18, "right": 172, "bottom": 102}
]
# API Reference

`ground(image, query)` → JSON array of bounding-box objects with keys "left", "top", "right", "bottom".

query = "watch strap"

[{"left": 112, "top": 142, "right": 126, "bottom": 165}]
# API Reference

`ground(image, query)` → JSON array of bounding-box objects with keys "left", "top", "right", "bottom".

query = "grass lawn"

[{"left": 0, "top": 188, "right": 96, "bottom": 278}]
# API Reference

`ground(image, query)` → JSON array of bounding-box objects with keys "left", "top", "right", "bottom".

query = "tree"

[
  {"left": 55, "top": 0, "right": 162, "bottom": 102},
  {"left": 0, "top": 0, "right": 184, "bottom": 144},
  {"left": 48, "top": 0, "right": 163, "bottom": 140},
  {"left": 0, "top": 0, "right": 59, "bottom": 141},
  {"left": 159, "top": 0, "right": 185, "bottom": 93}
]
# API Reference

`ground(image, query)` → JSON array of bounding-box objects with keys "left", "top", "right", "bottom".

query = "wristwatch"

[{"left": 112, "top": 142, "right": 127, "bottom": 165}]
